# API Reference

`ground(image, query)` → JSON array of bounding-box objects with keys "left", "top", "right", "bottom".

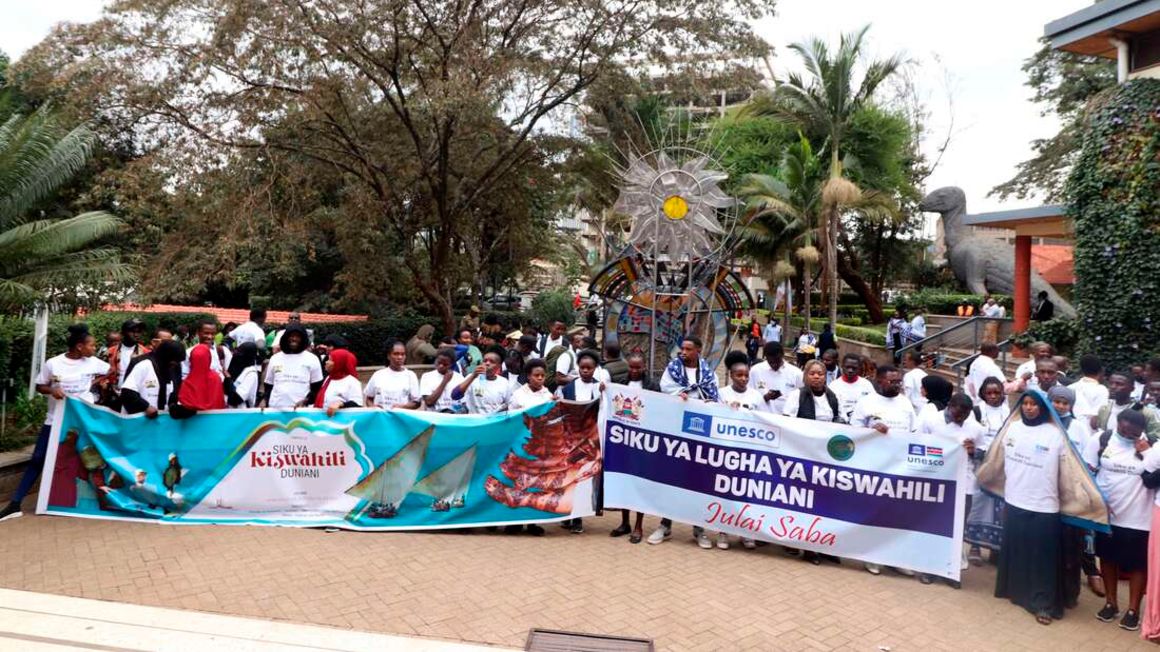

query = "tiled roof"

[
  {"left": 1031, "top": 244, "right": 1075, "bottom": 285},
  {"left": 101, "top": 303, "right": 368, "bottom": 324}
]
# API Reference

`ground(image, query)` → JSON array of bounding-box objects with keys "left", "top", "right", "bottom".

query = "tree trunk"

[
  {"left": 802, "top": 262, "right": 813, "bottom": 334},
  {"left": 836, "top": 247, "right": 884, "bottom": 324}
]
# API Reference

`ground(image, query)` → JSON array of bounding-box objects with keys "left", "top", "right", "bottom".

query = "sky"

[{"left": 1, "top": 0, "right": 1094, "bottom": 222}]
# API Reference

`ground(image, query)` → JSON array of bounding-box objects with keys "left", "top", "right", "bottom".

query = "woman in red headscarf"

[
  {"left": 315, "top": 349, "right": 362, "bottom": 417},
  {"left": 174, "top": 344, "right": 225, "bottom": 417}
]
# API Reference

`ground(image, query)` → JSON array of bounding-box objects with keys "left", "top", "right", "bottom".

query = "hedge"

[
  {"left": 1011, "top": 318, "right": 1080, "bottom": 359},
  {"left": 787, "top": 316, "right": 886, "bottom": 347},
  {"left": 898, "top": 290, "right": 1011, "bottom": 315}
]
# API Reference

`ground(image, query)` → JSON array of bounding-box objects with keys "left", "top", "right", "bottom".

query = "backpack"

[
  {"left": 543, "top": 345, "right": 572, "bottom": 392},
  {"left": 1096, "top": 428, "right": 1158, "bottom": 463}
]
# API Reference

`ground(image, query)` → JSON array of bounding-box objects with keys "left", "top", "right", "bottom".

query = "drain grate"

[{"left": 525, "top": 628, "right": 654, "bottom": 651}]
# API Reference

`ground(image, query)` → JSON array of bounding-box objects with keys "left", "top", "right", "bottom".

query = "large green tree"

[
  {"left": 0, "top": 106, "right": 132, "bottom": 309},
  {"left": 16, "top": 0, "right": 775, "bottom": 333}
]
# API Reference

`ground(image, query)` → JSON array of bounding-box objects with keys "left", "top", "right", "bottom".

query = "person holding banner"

[
  {"left": 718, "top": 352, "right": 767, "bottom": 413},
  {"left": 829, "top": 353, "right": 874, "bottom": 422},
  {"left": 1, "top": 324, "right": 108, "bottom": 523},
  {"left": 993, "top": 391, "right": 1071, "bottom": 626},
  {"left": 315, "top": 349, "right": 363, "bottom": 417},
  {"left": 454, "top": 349, "right": 513, "bottom": 414},
  {"left": 555, "top": 350, "right": 606, "bottom": 402},
  {"left": 613, "top": 353, "right": 658, "bottom": 544},
  {"left": 659, "top": 336, "right": 719, "bottom": 402},
  {"left": 172, "top": 344, "right": 226, "bottom": 416},
  {"left": 121, "top": 340, "right": 187, "bottom": 417},
  {"left": 364, "top": 340, "right": 420, "bottom": 410},
  {"left": 263, "top": 326, "right": 324, "bottom": 408},
  {"left": 966, "top": 376, "right": 1010, "bottom": 564},
  {"left": 747, "top": 342, "right": 801, "bottom": 414},
  {"left": 420, "top": 349, "right": 466, "bottom": 413},
  {"left": 1083, "top": 409, "right": 1152, "bottom": 631}
]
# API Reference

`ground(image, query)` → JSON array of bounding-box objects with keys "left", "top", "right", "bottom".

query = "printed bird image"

[{"left": 163, "top": 453, "right": 183, "bottom": 497}]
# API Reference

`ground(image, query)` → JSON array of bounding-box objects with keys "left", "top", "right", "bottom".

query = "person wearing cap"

[{"left": 459, "top": 305, "right": 481, "bottom": 333}]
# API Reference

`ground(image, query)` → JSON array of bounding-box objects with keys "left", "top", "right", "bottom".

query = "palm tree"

[
  {"left": 763, "top": 25, "right": 904, "bottom": 328},
  {"left": 737, "top": 132, "right": 824, "bottom": 337},
  {"left": 0, "top": 106, "right": 131, "bottom": 310}
]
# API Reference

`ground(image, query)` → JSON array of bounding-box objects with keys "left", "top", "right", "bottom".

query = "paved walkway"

[{"left": 0, "top": 510, "right": 1151, "bottom": 651}]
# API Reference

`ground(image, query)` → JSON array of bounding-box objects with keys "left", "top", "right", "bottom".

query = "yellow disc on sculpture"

[{"left": 663, "top": 195, "right": 689, "bottom": 220}]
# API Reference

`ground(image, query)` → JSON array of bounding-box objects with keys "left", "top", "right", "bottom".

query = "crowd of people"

[{"left": 4, "top": 306, "right": 1160, "bottom": 640}]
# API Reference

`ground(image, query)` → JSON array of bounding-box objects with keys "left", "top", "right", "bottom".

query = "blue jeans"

[{"left": 10, "top": 424, "right": 50, "bottom": 506}]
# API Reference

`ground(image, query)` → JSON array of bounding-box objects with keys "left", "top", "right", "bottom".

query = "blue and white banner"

[
  {"left": 36, "top": 398, "right": 599, "bottom": 529},
  {"left": 602, "top": 387, "right": 968, "bottom": 579}
]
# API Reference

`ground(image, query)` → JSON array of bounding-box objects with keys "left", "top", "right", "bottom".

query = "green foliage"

[
  {"left": 529, "top": 291, "right": 576, "bottom": 330},
  {"left": 0, "top": 393, "right": 43, "bottom": 452},
  {"left": 1067, "top": 79, "right": 1160, "bottom": 369},
  {"left": 1012, "top": 318, "right": 1080, "bottom": 358},
  {"left": 899, "top": 290, "right": 1010, "bottom": 315},
  {"left": 787, "top": 315, "right": 886, "bottom": 346}
]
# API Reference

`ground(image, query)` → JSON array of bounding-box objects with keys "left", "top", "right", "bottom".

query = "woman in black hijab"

[
  {"left": 224, "top": 342, "right": 261, "bottom": 407},
  {"left": 920, "top": 375, "right": 954, "bottom": 412},
  {"left": 121, "top": 340, "right": 186, "bottom": 417}
]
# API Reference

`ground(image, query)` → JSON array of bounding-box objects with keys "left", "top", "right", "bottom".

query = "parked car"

[{"left": 484, "top": 294, "right": 522, "bottom": 311}]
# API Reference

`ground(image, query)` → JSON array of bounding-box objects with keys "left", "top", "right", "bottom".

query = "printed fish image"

[
  {"left": 345, "top": 426, "right": 434, "bottom": 519},
  {"left": 413, "top": 445, "right": 477, "bottom": 511}
]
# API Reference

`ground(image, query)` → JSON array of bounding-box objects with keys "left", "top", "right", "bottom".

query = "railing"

[
  {"left": 895, "top": 317, "right": 1015, "bottom": 389},
  {"left": 948, "top": 338, "right": 1014, "bottom": 389}
]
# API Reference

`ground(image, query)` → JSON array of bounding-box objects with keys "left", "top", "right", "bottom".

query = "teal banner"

[{"left": 37, "top": 398, "right": 600, "bottom": 529}]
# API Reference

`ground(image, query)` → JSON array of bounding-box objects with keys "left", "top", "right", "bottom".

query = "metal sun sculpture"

[
  {"left": 590, "top": 145, "right": 753, "bottom": 377},
  {"left": 615, "top": 151, "right": 733, "bottom": 262}
]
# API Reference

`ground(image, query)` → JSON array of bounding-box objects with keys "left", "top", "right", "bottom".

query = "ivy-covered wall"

[{"left": 1067, "top": 79, "right": 1160, "bottom": 370}]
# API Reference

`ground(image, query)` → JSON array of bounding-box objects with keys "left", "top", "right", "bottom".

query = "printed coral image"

[{"left": 485, "top": 400, "right": 602, "bottom": 514}]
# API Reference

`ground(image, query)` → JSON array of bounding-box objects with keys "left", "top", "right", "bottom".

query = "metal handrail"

[{"left": 895, "top": 316, "right": 1011, "bottom": 357}]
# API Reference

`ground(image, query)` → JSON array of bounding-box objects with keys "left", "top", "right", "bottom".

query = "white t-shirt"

[
  {"left": 975, "top": 402, "right": 1011, "bottom": 451},
  {"left": 660, "top": 364, "right": 710, "bottom": 398},
  {"left": 320, "top": 375, "right": 364, "bottom": 408},
  {"left": 719, "top": 385, "right": 768, "bottom": 412},
  {"left": 762, "top": 323, "right": 781, "bottom": 343},
  {"left": 121, "top": 362, "right": 172, "bottom": 414},
  {"left": 982, "top": 303, "right": 1003, "bottom": 318},
  {"left": 465, "top": 375, "right": 512, "bottom": 414},
  {"left": 782, "top": 389, "right": 835, "bottom": 422},
  {"left": 556, "top": 379, "right": 603, "bottom": 402},
  {"left": 264, "top": 351, "right": 324, "bottom": 407},
  {"left": 114, "top": 343, "right": 144, "bottom": 389},
  {"left": 1143, "top": 445, "right": 1160, "bottom": 508},
  {"left": 1134, "top": 381, "right": 1146, "bottom": 402},
  {"left": 420, "top": 370, "right": 465, "bottom": 412},
  {"left": 541, "top": 335, "right": 565, "bottom": 356},
  {"left": 902, "top": 368, "right": 928, "bottom": 412},
  {"left": 509, "top": 384, "right": 554, "bottom": 412},
  {"left": 1002, "top": 420, "right": 1067, "bottom": 513},
  {"left": 1064, "top": 417, "right": 1093, "bottom": 450},
  {"left": 364, "top": 367, "right": 420, "bottom": 408},
  {"left": 919, "top": 407, "right": 985, "bottom": 492},
  {"left": 829, "top": 376, "right": 874, "bottom": 420},
  {"left": 554, "top": 349, "right": 578, "bottom": 380},
  {"left": 1072, "top": 378, "right": 1110, "bottom": 420},
  {"left": 1085, "top": 433, "right": 1153, "bottom": 531},
  {"left": 851, "top": 393, "right": 916, "bottom": 434},
  {"left": 747, "top": 361, "right": 802, "bottom": 414},
  {"left": 37, "top": 354, "right": 110, "bottom": 425},
  {"left": 967, "top": 355, "right": 1005, "bottom": 399},
  {"left": 910, "top": 315, "right": 926, "bottom": 339},
  {"left": 231, "top": 321, "right": 266, "bottom": 349},
  {"left": 182, "top": 344, "right": 231, "bottom": 380},
  {"left": 232, "top": 366, "right": 261, "bottom": 407}
]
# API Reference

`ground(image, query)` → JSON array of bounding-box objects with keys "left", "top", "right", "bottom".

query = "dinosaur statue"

[{"left": 919, "top": 186, "right": 1075, "bottom": 318}]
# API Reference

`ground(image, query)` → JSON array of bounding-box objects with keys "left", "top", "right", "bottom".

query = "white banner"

[{"left": 602, "top": 387, "right": 968, "bottom": 579}]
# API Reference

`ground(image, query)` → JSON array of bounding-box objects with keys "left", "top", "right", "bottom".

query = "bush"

[
  {"left": 529, "top": 290, "right": 576, "bottom": 330},
  {"left": 0, "top": 393, "right": 44, "bottom": 452},
  {"left": 1012, "top": 318, "right": 1081, "bottom": 359},
  {"left": 899, "top": 290, "right": 1011, "bottom": 315},
  {"left": 787, "top": 316, "right": 886, "bottom": 346}
]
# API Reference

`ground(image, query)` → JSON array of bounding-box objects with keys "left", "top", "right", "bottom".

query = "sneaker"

[
  {"left": 1096, "top": 603, "right": 1120, "bottom": 623},
  {"left": 865, "top": 563, "right": 881, "bottom": 575},
  {"left": 647, "top": 526, "right": 671, "bottom": 545},
  {"left": 0, "top": 503, "right": 21, "bottom": 523},
  {"left": 742, "top": 538, "right": 757, "bottom": 550},
  {"left": 716, "top": 535, "right": 730, "bottom": 550},
  {"left": 1121, "top": 610, "right": 1141, "bottom": 631},
  {"left": 697, "top": 533, "right": 712, "bottom": 549},
  {"left": 568, "top": 520, "right": 584, "bottom": 534},
  {"left": 893, "top": 567, "right": 915, "bottom": 577}
]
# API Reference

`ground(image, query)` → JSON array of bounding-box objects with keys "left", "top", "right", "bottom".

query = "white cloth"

[
  {"left": 918, "top": 408, "right": 985, "bottom": 493},
  {"left": 420, "top": 370, "right": 465, "bottom": 412},
  {"left": 828, "top": 376, "right": 874, "bottom": 420},
  {"left": 851, "top": 393, "right": 916, "bottom": 434},
  {"left": 1086, "top": 433, "right": 1153, "bottom": 531},
  {"left": 232, "top": 366, "right": 261, "bottom": 407},
  {"left": 540, "top": 335, "right": 565, "bottom": 357},
  {"left": 902, "top": 368, "right": 928, "bottom": 412},
  {"left": 982, "top": 302, "right": 1003, "bottom": 318},
  {"left": 1072, "top": 377, "right": 1110, "bottom": 419},
  {"left": 364, "top": 367, "right": 420, "bottom": 408},
  {"left": 1014, "top": 360, "right": 1039, "bottom": 392},
  {"left": 36, "top": 354, "right": 109, "bottom": 424},
  {"left": 909, "top": 315, "right": 926, "bottom": 339},
  {"left": 975, "top": 402, "right": 1011, "bottom": 451},
  {"left": 782, "top": 389, "right": 835, "bottom": 422},
  {"left": 762, "top": 322, "right": 781, "bottom": 343},
  {"left": 1002, "top": 420, "right": 1067, "bottom": 514},
  {"left": 1143, "top": 445, "right": 1160, "bottom": 508},
  {"left": 231, "top": 321, "right": 266, "bottom": 349},
  {"left": 719, "top": 385, "right": 769, "bottom": 412},
  {"left": 264, "top": 351, "right": 324, "bottom": 408},
  {"left": 464, "top": 375, "right": 512, "bottom": 414},
  {"left": 966, "top": 355, "right": 1005, "bottom": 399},
  {"left": 1065, "top": 417, "right": 1093, "bottom": 450},
  {"left": 320, "top": 375, "right": 364, "bottom": 407},
  {"left": 556, "top": 378, "right": 603, "bottom": 402},
  {"left": 121, "top": 362, "right": 172, "bottom": 414},
  {"left": 747, "top": 360, "right": 802, "bottom": 414},
  {"left": 508, "top": 385, "right": 553, "bottom": 412},
  {"left": 114, "top": 344, "right": 142, "bottom": 389},
  {"left": 554, "top": 348, "right": 577, "bottom": 380},
  {"left": 660, "top": 364, "right": 712, "bottom": 399},
  {"left": 1134, "top": 381, "right": 1146, "bottom": 402}
]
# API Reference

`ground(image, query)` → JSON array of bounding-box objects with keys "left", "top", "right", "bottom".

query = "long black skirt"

[{"left": 995, "top": 504, "right": 1064, "bottom": 619}]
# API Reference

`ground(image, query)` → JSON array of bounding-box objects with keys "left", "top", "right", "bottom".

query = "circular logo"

[
  {"left": 662, "top": 195, "right": 689, "bottom": 220},
  {"left": 827, "top": 435, "right": 855, "bottom": 461}
]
